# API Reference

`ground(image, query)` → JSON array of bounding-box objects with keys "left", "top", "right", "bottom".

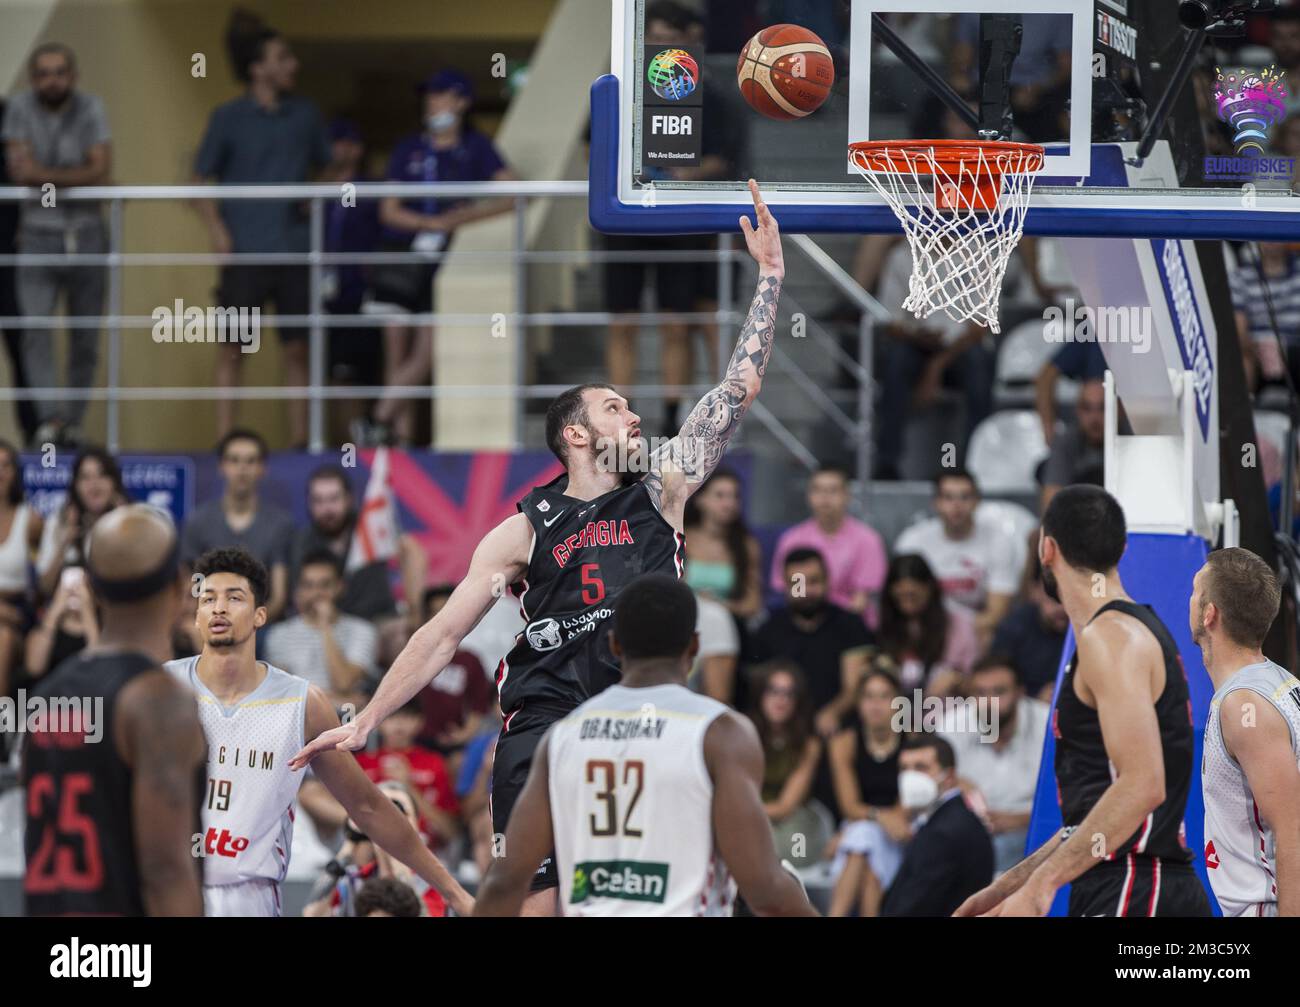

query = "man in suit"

[{"left": 881, "top": 735, "right": 994, "bottom": 916}]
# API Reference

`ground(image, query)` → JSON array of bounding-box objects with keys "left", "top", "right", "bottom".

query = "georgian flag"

[{"left": 347, "top": 447, "right": 400, "bottom": 571}]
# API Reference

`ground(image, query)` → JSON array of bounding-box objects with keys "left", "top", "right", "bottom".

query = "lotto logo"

[
  {"left": 651, "top": 114, "right": 692, "bottom": 135},
  {"left": 204, "top": 827, "right": 250, "bottom": 858}
]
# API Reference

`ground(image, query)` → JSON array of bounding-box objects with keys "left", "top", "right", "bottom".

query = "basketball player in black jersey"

[
  {"left": 24, "top": 504, "right": 206, "bottom": 916},
  {"left": 955, "top": 486, "right": 1211, "bottom": 917},
  {"left": 293, "top": 179, "right": 785, "bottom": 914}
]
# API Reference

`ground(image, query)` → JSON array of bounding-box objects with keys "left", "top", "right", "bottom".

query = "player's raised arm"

[
  {"left": 301, "top": 686, "right": 475, "bottom": 916},
  {"left": 705, "top": 712, "right": 818, "bottom": 916},
  {"left": 645, "top": 179, "right": 783, "bottom": 519},
  {"left": 290, "top": 511, "right": 532, "bottom": 769},
  {"left": 473, "top": 728, "right": 557, "bottom": 917}
]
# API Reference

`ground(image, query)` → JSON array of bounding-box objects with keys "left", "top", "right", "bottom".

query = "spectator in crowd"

[
  {"left": 1035, "top": 339, "right": 1107, "bottom": 445},
  {"left": 0, "top": 440, "right": 42, "bottom": 697},
  {"left": 1039, "top": 377, "right": 1105, "bottom": 511},
  {"left": 289, "top": 464, "right": 426, "bottom": 662},
  {"left": 413, "top": 584, "right": 490, "bottom": 755},
  {"left": 354, "top": 700, "right": 460, "bottom": 851},
  {"left": 880, "top": 735, "right": 994, "bottom": 916},
  {"left": 876, "top": 553, "right": 978, "bottom": 695},
  {"left": 990, "top": 552, "right": 1067, "bottom": 701},
  {"left": 951, "top": 14, "right": 1071, "bottom": 141},
  {"left": 181, "top": 430, "right": 294, "bottom": 621},
  {"left": 746, "top": 661, "right": 829, "bottom": 869},
  {"left": 354, "top": 877, "right": 422, "bottom": 918},
  {"left": 941, "top": 655, "right": 1049, "bottom": 873},
  {"left": 1229, "top": 241, "right": 1300, "bottom": 393},
  {"left": 1272, "top": 9, "right": 1300, "bottom": 117},
  {"left": 191, "top": 15, "right": 334, "bottom": 445},
  {"left": 895, "top": 469, "right": 1019, "bottom": 641},
  {"left": 320, "top": 118, "right": 383, "bottom": 441},
  {"left": 750, "top": 548, "right": 873, "bottom": 737},
  {"left": 690, "top": 591, "right": 740, "bottom": 704},
  {"left": 264, "top": 548, "right": 377, "bottom": 704},
  {"left": 36, "top": 446, "right": 127, "bottom": 599},
  {"left": 768, "top": 464, "right": 887, "bottom": 626},
  {"left": 24, "top": 564, "right": 96, "bottom": 682},
  {"left": 828, "top": 665, "right": 909, "bottom": 917},
  {"left": 363, "top": 69, "right": 516, "bottom": 446},
  {"left": 1, "top": 43, "right": 112, "bottom": 448},
  {"left": 0, "top": 98, "right": 39, "bottom": 444},
  {"left": 683, "top": 468, "right": 763, "bottom": 624}
]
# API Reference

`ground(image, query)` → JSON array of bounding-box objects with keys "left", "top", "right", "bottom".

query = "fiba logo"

[
  {"left": 526, "top": 618, "right": 563, "bottom": 652},
  {"left": 647, "top": 48, "right": 698, "bottom": 101},
  {"left": 1213, "top": 65, "right": 1287, "bottom": 156}
]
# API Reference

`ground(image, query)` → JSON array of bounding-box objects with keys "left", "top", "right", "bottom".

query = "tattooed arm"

[{"left": 646, "top": 180, "right": 784, "bottom": 528}]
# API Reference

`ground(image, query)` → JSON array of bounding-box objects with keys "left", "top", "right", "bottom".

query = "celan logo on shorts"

[{"left": 570, "top": 860, "right": 669, "bottom": 905}]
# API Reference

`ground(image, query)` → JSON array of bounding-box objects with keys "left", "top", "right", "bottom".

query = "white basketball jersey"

[
  {"left": 165, "top": 656, "right": 308, "bottom": 888},
  {"left": 1202, "top": 659, "right": 1300, "bottom": 917},
  {"left": 547, "top": 683, "right": 736, "bottom": 916}
]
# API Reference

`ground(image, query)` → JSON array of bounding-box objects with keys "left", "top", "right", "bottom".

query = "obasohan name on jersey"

[{"left": 578, "top": 715, "right": 668, "bottom": 741}]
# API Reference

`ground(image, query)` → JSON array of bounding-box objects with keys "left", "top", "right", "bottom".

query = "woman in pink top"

[{"left": 876, "top": 554, "right": 977, "bottom": 696}]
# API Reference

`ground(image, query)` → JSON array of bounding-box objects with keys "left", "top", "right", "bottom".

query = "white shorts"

[
  {"left": 204, "top": 878, "right": 282, "bottom": 918},
  {"left": 833, "top": 819, "right": 904, "bottom": 890}
]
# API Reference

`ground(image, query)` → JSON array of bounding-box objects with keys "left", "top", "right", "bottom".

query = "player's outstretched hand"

[
  {"left": 289, "top": 720, "right": 369, "bottom": 771},
  {"left": 740, "top": 178, "right": 783, "bottom": 278},
  {"left": 952, "top": 883, "right": 1006, "bottom": 918}
]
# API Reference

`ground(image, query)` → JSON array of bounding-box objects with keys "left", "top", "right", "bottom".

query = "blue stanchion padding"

[
  {"left": 588, "top": 74, "right": 1300, "bottom": 240},
  {"left": 1024, "top": 532, "right": 1222, "bottom": 917}
]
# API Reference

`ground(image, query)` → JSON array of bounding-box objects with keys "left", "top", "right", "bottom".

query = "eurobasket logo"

[
  {"left": 1204, "top": 66, "right": 1294, "bottom": 183},
  {"left": 647, "top": 48, "right": 698, "bottom": 100}
]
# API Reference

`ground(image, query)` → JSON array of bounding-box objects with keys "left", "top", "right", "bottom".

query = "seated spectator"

[
  {"left": 828, "top": 665, "right": 910, "bottom": 917},
  {"left": 990, "top": 553, "right": 1068, "bottom": 701},
  {"left": 1034, "top": 340, "right": 1106, "bottom": 444},
  {"left": 895, "top": 469, "right": 1019, "bottom": 641},
  {"left": 363, "top": 68, "right": 516, "bottom": 446},
  {"left": 1229, "top": 241, "right": 1300, "bottom": 392},
  {"left": 1039, "top": 378, "right": 1104, "bottom": 511},
  {"left": 264, "top": 549, "right": 377, "bottom": 704},
  {"left": 290, "top": 464, "right": 427, "bottom": 662},
  {"left": 880, "top": 735, "right": 994, "bottom": 916},
  {"left": 24, "top": 565, "right": 96, "bottom": 681},
  {"left": 181, "top": 430, "right": 294, "bottom": 621},
  {"left": 746, "top": 661, "right": 829, "bottom": 869},
  {"left": 355, "top": 877, "right": 422, "bottom": 918},
  {"left": 940, "top": 655, "right": 1049, "bottom": 874},
  {"left": 690, "top": 591, "right": 740, "bottom": 704},
  {"left": 36, "top": 446, "right": 126, "bottom": 600},
  {"left": 768, "top": 463, "right": 887, "bottom": 626},
  {"left": 413, "top": 584, "right": 490, "bottom": 755},
  {"left": 683, "top": 468, "right": 763, "bottom": 623},
  {"left": 877, "top": 554, "right": 977, "bottom": 695},
  {"left": 750, "top": 547, "right": 873, "bottom": 737},
  {"left": 354, "top": 701, "right": 459, "bottom": 852},
  {"left": 0, "top": 440, "right": 42, "bottom": 697}
]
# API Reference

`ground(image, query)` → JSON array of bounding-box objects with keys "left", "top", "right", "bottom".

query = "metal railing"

[{"left": 0, "top": 181, "right": 884, "bottom": 483}]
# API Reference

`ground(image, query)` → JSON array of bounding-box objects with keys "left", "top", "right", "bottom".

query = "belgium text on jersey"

[
  {"left": 0, "top": 690, "right": 104, "bottom": 744},
  {"left": 50, "top": 939, "right": 151, "bottom": 987}
]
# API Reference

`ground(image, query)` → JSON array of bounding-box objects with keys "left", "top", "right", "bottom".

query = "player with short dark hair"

[
  {"left": 473, "top": 574, "right": 817, "bottom": 917},
  {"left": 956, "top": 485, "right": 1211, "bottom": 917},
  {"left": 294, "top": 180, "right": 786, "bottom": 917}
]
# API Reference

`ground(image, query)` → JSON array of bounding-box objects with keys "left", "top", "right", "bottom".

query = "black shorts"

[
  {"left": 1069, "top": 856, "right": 1212, "bottom": 917},
  {"left": 604, "top": 234, "right": 710, "bottom": 314},
  {"left": 490, "top": 714, "right": 559, "bottom": 892},
  {"left": 217, "top": 264, "right": 309, "bottom": 343}
]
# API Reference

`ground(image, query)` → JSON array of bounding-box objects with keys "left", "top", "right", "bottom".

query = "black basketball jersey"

[
  {"left": 23, "top": 651, "right": 201, "bottom": 916},
  {"left": 1054, "top": 600, "right": 1195, "bottom": 864},
  {"left": 496, "top": 473, "right": 684, "bottom": 723}
]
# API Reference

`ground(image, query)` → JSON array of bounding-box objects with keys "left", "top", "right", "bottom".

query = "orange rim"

[{"left": 849, "top": 140, "right": 1044, "bottom": 211}]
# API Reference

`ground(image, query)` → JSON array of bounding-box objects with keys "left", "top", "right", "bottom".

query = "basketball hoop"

[{"left": 848, "top": 139, "right": 1045, "bottom": 334}]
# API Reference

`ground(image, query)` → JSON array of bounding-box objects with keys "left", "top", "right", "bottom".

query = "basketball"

[{"left": 736, "top": 24, "right": 834, "bottom": 121}]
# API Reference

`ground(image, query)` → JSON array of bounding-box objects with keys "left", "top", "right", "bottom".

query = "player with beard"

[
  {"left": 167, "top": 547, "right": 471, "bottom": 916},
  {"left": 293, "top": 180, "right": 786, "bottom": 916},
  {"left": 955, "top": 486, "right": 1210, "bottom": 917}
]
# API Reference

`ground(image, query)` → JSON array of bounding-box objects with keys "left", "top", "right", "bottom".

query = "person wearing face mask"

[
  {"left": 879, "top": 735, "right": 993, "bottom": 917},
  {"left": 363, "top": 69, "right": 517, "bottom": 446}
]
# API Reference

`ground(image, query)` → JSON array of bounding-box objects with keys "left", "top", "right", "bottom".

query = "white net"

[{"left": 850, "top": 143, "right": 1042, "bottom": 334}]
